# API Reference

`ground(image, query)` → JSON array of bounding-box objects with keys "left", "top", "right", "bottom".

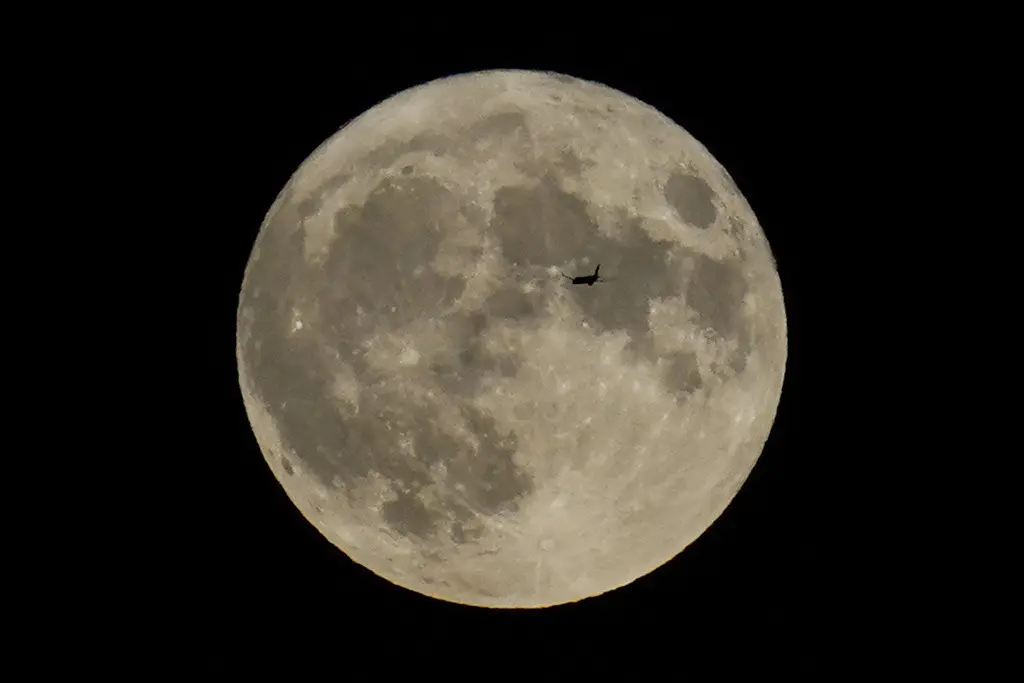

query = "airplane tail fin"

[{"left": 594, "top": 264, "right": 601, "bottom": 277}]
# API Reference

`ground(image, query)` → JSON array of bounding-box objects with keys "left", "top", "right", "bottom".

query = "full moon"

[{"left": 236, "top": 70, "right": 786, "bottom": 608}]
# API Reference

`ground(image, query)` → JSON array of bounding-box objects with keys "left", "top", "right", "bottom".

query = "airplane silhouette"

[{"left": 561, "top": 264, "right": 609, "bottom": 286}]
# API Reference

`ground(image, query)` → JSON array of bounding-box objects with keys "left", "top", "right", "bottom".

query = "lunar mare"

[{"left": 236, "top": 70, "right": 786, "bottom": 608}]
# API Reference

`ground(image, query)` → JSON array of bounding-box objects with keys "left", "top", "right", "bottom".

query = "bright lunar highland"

[{"left": 236, "top": 70, "right": 787, "bottom": 608}]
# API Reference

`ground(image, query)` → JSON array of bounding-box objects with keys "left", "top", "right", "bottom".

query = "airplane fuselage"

[{"left": 564, "top": 264, "right": 602, "bottom": 286}]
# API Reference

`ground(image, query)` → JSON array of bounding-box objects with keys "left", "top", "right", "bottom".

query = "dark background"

[{"left": 115, "top": 26, "right": 890, "bottom": 675}]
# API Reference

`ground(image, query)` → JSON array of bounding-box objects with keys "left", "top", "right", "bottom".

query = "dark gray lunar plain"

[{"left": 236, "top": 70, "right": 787, "bottom": 608}]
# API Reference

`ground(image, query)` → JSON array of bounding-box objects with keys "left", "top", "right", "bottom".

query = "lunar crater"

[{"left": 664, "top": 171, "right": 719, "bottom": 229}]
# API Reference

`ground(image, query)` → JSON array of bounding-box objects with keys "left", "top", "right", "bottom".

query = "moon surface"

[{"left": 236, "top": 70, "right": 787, "bottom": 608}]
